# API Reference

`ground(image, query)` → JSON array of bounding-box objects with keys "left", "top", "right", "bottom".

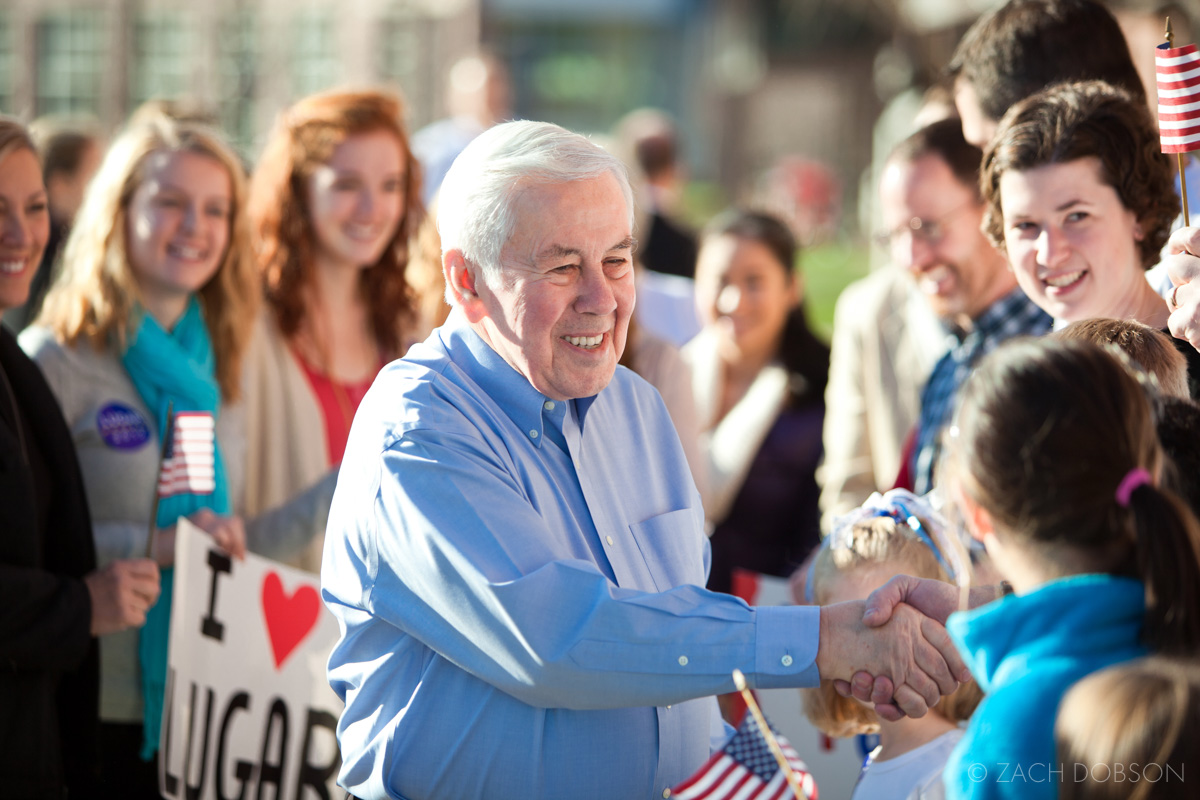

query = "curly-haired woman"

[
  {"left": 980, "top": 80, "right": 1200, "bottom": 393},
  {"left": 243, "top": 88, "right": 424, "bottom": 571},
  {"left": 20, "top": 113, "right": 259, "bottom": 796}
]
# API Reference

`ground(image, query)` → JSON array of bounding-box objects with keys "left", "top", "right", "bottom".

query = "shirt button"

[
  {"left": 663, "top": 790, "right": 672, "bottom": 798},
  {"left": 678, "top": 655, "right": 689, "bottom": 666},
  {"left": 666, "top": 705, "right": 672, "bottom": 710},
  {"left": 606, "top": 535, "right": 614, "bottom": 545},
  {"left": 781, "top": 654, "right": 794, "bottom": 667},
  {"left": 529, "top": 429, "right": 538, "bottom": 439},
  {"left": 543, "top": 400, "right": 555, "bottom": 411}
]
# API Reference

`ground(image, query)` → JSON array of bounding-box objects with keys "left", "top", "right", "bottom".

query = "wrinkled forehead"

[
  {"left": 512, "top": 168, "right": 633, "bottom": 218},
  {"left": 505, "top": 174, "right": 633, "bottom": 246}
]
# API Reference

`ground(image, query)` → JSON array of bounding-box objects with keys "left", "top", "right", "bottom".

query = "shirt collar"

[
  {"left": 971, "top": 286, "right": 1049, "bottom": 341},
  {"left": 438, "top": 310, "right": 600, "bottom": 445},
  {"left": 946, "top": 574, "right": 1144, "bottom": 690}
]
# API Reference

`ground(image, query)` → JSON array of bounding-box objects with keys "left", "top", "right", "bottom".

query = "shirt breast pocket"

[{"left": 627, "top": 507, "right": 707, "bottom": 592}]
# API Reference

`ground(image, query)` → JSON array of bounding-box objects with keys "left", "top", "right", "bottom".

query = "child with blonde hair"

[
  {"left": 804, "top": 490, "right": 981, "bottom": 800},
  {"left": 1056, "top": 656, "right": 1200, "bottom": 800}
]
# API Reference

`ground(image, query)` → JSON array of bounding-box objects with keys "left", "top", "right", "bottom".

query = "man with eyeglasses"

[{"left": 880, "top": 118, "right": 1051, "bottom": 494}]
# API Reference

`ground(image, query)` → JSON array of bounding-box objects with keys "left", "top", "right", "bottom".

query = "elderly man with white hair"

[{"left": 321, "top": 120, "right": 975, "bottom": 800}]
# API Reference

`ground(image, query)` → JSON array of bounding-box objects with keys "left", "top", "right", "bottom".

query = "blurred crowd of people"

[{"left": 6, "top": 0, "right": 1200, "bottom": 798}]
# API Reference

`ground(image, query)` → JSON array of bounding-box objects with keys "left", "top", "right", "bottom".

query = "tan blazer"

[
  {"left": 817, "top": 267, "right": 946, "bottom": 532},
  {"left": 239, "top": 311, "right": 334, "bottom": 573}
]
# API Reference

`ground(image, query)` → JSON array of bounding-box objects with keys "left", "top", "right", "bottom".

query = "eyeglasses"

[{"left": 875, "top": 199, "right": 977, "bottom": 250}]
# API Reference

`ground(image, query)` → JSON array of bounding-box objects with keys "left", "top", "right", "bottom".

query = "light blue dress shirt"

[{"left": 322, "top": 310, "right": 820, "bottom": 800}]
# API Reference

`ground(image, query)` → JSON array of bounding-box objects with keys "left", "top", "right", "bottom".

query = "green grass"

[
  {"left": 675, "top": 179, "right": 873, "bottom": 343},
  {"left": 798, "top": 241, "right": 872, "bottom": 342}
]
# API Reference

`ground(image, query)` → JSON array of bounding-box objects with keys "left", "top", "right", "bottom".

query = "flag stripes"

[
  {"left": 672, "top": 713, "right": 817, "bottom": 800},
  {"left": 157, "top": 411, "right": 216, "bottom": 496},
  {"left": 1157, "top": 42, "right": 1200, "bottom": 153}
]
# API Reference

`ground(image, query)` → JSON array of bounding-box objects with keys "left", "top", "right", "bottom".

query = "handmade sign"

[{"left": 160, "top": 519, "right": 343, "bottom": 799}]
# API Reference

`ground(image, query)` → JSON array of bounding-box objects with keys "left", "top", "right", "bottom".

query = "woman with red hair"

[{"left": 243, "top": 88, "right": 424, "bottom": 571}]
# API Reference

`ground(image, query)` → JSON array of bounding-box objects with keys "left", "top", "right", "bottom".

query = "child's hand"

[
  {"left": 862, "top": 574, "right": 999, "bottom": 627},
  {"left": 829, "top": 575, "right": 998, "bottom": 720},
  {"left": 815, "top": 599, "right": 967, "bottom": 720}
]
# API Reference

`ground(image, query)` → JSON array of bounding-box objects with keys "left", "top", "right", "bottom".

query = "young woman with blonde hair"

[
  {"left": 22, "top": 113, "right": 257, "bottom": 796},
  {"left": 243, "top": 87, "right": 424, "bottom": 571}
]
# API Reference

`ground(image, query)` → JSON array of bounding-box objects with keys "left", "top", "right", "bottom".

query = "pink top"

[{"left": 294, "top": 351, "right": 380, "bottom": 466}]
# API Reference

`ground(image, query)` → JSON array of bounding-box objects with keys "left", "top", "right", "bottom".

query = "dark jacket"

[
  {"left": 641, "top": 211, "right": 699, "bottom": 279},
  {"left": 706, "top": 401, "right": 825, "bottom": 594},
  {"left": 0, "top": 325, "right": 99, "bottom": 799}
]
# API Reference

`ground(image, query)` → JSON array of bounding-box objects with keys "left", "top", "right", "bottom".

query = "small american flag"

[
  {"left": 157, "top": 411, "right": 216, "bottom": 497},
  {"left": 672, "top": 712, "right": 817, "bottom": 800},
  {"left": 1157, "top": 41, "right": 1200, "bottom": 153}
]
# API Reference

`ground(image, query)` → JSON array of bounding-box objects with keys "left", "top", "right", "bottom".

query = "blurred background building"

[
  {"left": 1, "top": 0, "right": 1001, "bottom": 212},
  {"left": 1, "top": 0, "right": 481, "bottom": 153},
  {"left": 4, "top": 0, "right": 1126, "bottom": 331}
]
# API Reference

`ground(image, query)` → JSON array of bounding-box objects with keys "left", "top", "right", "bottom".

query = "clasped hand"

[
  {"left": 154, "top": 507, "right": 247, "bottom": 567},
  {"left": 817, "top": 575, "right": 997, "bottom": 720}
]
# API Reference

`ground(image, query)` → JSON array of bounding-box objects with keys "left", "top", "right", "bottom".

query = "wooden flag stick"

[
  {"left": 1181, "top": 153, "right": 1191, "bottom": 227},
  {"left": 145, "top": 400, "right": 175, "bottom": 559},
  {"left": 731, "top": 669, "right": 809, "bottom": 799}
]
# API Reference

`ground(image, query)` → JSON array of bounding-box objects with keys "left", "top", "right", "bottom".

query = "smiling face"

[
  {"left": 694, "top": 233, "right": 797, "bottom": 366},
  {"left": 469, "top": 172, "right": 635, "bottom": 401},
  {"left": 0, "top": 147, "right": 49, "bottom": 313},
  {"left": 999, "top": 157, "right": 1147, "bottom": 323},
  {"left": 124, "top": 149, "right": 232, "bottom": 326},
  {"left": 880, "top": 153, "right": 1014, "bottom": 325},
  {"left": 306, "top": 129, "right": 405, "bottom": 272}
]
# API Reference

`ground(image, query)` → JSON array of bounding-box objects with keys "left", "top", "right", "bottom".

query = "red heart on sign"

[{"left": 261, "top": 571, "right": 321, "bottom": 669}]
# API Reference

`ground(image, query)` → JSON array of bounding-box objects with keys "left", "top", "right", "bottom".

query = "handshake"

[{"left": 813, "top": 575, "right": 1001, "bottom": 720}]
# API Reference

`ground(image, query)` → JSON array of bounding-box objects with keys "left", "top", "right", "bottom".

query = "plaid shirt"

[{"left": 911, "top": 288, "right": 1052, "bottom": 494}]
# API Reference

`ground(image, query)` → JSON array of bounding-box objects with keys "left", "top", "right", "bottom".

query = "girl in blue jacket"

[{"left": 939, "top": 336, "right": 1200, "bottom": 800}]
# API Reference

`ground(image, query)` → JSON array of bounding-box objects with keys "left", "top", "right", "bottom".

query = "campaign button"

[{"left": 96, "top": 402, "right": 152, "bottom": 450}]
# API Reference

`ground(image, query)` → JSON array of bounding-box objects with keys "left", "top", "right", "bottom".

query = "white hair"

[{"left": 437, "top": 120, "right": 634, "bottom": 293}]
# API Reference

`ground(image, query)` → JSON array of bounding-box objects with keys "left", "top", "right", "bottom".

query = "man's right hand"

[
  {"left": 84, "top": 558, "right": 161, "bottom": 636},
  {"left": 815, "top": 598, "right": 970, "bottom": 719},
  {"left": 831, "top": 575, "right": 1001, "bottom": 720}
]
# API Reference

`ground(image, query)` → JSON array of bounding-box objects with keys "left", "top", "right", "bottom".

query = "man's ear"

[{"left": 444, "top": 249, "right": 486, "bottom": 322}]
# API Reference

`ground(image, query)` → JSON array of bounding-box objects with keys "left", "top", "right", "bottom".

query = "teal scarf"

[{"left": 122, "top": 297, "right": 230, "bottom": 760}]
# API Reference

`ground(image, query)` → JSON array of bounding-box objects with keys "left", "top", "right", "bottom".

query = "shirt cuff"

[{"left": 753, "top": 604, "right": 820, "bottom": 689}]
